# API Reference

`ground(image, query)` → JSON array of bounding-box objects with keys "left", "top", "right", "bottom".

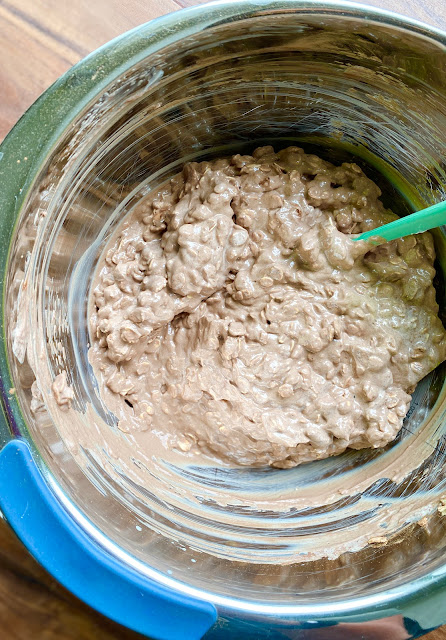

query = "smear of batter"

[
  {"left": 51, "top": 371, "right": 74, "bottom": 412},
  {"left": 87, "top": 146, "right": 446, "bottom": 468}
]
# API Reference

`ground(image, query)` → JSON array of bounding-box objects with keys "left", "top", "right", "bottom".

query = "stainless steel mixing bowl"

[{"left": 1, "top": 1, "right": 446, "bottom": 638}]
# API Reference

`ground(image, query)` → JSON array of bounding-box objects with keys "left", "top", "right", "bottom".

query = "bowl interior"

[{"left": 6, "top": 7, "right": 446, "bottom": 611}]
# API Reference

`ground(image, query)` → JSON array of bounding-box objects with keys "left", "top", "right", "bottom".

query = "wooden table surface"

[{"left": 1, "top": 0, "right": 446, "bottom": 638}]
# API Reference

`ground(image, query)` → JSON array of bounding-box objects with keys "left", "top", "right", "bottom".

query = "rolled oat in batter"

[{"left": 88, "top": 146, "right": 446, "bottom": 468}]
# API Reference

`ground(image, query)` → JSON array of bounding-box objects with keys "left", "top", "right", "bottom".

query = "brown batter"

[{"left": 87, "top": 146, "right": 446, "bottom": 468}]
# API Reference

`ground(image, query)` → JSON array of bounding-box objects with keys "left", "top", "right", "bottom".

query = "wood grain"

[
  {"left": 0, "top": 0, "right": 178, "bottom": 139},
  {"left": 0, "top": 0, "right": 446, "bottom": 638}
]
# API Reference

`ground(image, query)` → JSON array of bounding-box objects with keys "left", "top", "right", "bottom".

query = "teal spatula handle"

[{"left": 354, "top": 200, "right": 446, "bottom": 244}]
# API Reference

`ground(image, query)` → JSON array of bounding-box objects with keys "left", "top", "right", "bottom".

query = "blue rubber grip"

[{"left": 0, "top": 440, "right": 217, "bottom": 640}]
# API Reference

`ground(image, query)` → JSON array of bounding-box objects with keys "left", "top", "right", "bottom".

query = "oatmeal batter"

[{"left": 88, "top": 146, "right": 446, "bottom": 468}]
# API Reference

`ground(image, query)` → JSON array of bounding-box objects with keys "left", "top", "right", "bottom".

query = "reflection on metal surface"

[{"left": 2, "top": 1, "right": 446, "bottom": 636}]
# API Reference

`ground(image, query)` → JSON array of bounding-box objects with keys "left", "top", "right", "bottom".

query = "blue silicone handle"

[{"left": 0, "top": 440, "right": 217, "bottom": 640}]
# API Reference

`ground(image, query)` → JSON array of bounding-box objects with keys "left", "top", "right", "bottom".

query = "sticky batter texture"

[{"left": 88, "top": 146, "right": 446, "bottom": 468}]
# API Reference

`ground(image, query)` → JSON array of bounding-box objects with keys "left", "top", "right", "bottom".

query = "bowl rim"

[{"left": 1, "top": 0, "right": 446, "bottom": 622}]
